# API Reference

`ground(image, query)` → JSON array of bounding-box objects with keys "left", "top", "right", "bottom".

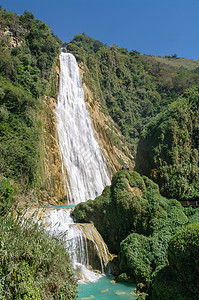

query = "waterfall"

[
  {"left": 56, "top": 52, "right": 111, "bottom": 204},
  {"left": 25, "top": 52, "right": 113, "bottom": 284},
  {"left": 24, "top": 207, "right": 112, "bottom": 282}
]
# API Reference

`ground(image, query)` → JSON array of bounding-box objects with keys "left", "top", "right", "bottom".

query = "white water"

[
  {"left": 25, "top": 208, "right": 108, "bottom": 282},
  {"left": 56, "top": 52, "right": 111, "bottom": 204},
  {"left": 30, "top": 52, "right": 112, "bottom": 283}
]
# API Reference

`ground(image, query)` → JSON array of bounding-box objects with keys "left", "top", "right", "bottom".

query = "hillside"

[
  {"left": 67, "top": 33, "right": 199, "bottom": 201},
  {"left": 68, "top": 34, "right": 199, "bottom": 150},
  {"left": 152, "top": 55, "right": 199, "bottom": 70},
  {"left": 135, "top": 87, "right": 199, "bottom": 201},
  {"left": 0, "top": 7, "right": 68, "bottom": 207}
]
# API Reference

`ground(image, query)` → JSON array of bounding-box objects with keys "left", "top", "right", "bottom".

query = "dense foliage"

[
  {"left": 152, "top": 223, "right": 199, "bottom": 299},
  {"left": 0, "top": 176, "right": 14, "bottom": 215},
  {"left": 70, "top": 33, "right": 106, "bottom": 54},
  {"left": 135, "top": 86, "right": 199, "bottom": 200},
  {"left": 0, "top": 212, "right": 77, "bottom": 299},
  {"left": 0, "top": 7, "right": 61, "bottom": 189},
  {"left": 73, "top": 171, "right": 189, "bottom": 291},
  {"left": 73, "top": 171, "right": 199, "bottom": 297}
]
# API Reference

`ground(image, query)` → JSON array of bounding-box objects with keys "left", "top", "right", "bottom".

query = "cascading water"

[
  {"left": 56, "top": 52, "right": 111, "bottom": 204},
  {"left": 30, "top": 51, "right": 113, "bottom": 283},
  {"left": 25, "top": 207, "right": 111, "bottom": 282}
]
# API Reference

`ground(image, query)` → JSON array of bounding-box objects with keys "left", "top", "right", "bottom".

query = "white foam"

[{"left": 56, "top": 53, "right": 111, "bottom": 204}]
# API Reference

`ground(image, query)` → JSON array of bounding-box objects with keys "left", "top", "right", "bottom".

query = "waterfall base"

[
  {"left": 24, "top": 207, "right": 113, "bottom": 283},
  {"left": 77, "top": 275, "right": 137, "bottom": 299}
]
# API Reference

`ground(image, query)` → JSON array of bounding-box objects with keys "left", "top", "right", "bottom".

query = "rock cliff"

[
  {"left": 38, "top": 60, "right": 67, "bottom": 205},
  {"left": 79, "top": 63, "right": 134, "bottom": 174}
]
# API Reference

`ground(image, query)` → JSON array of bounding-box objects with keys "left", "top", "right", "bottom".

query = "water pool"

[
  {"left": 37, "top": 205, "right": 76, "bottom": 209},
  {"left": 77, "top": 275, "right": 137, "bottom": 300}
]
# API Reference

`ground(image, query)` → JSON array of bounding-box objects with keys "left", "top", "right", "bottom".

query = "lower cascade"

[{"left": 25, "top": 207, "right": 112, "bottom": 282}]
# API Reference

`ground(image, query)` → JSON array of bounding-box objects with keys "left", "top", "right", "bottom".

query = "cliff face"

[
  {"left": 38, "top": 61, "right": 67, "bottom": 205},
  {"left": 79, "top": 64, "right": 134, "bottom": 174}
]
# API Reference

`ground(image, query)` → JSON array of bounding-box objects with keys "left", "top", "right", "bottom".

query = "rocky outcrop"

[
  {"left": 76, "top": 222, "right": 114, "bottom": 269},
  {"left": 79, "top": 64, "right": 134, "bottom": 174},
  {"left": 0, "top": 26, "right": 23, "bottom": 47},
  {"left": 38, "top": 60, "right": 67, "bottom": 205}
]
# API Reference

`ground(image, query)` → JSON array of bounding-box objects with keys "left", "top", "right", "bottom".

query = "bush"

[
  {"left": 152, "top": 223, "right": 199, "bottom": 299},
  {"left": 0, "top": 176, "right": 14, "bottom": 216},
  {"left": 0, "top": 213, "right": 77, "bottom": 299},
  {"left": 168, "top": 223, "right": 199, "bottom": 286}
]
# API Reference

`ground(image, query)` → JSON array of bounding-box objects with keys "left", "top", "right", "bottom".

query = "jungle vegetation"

[
  {"left": 73, "top": 171, "right": 199, "bottom": 299},
  {"left": 135, "top": 87, "right": 199, "bottom": 201},
  {"left": 0, "top": 8, "right": 61, "bottom": 188}
]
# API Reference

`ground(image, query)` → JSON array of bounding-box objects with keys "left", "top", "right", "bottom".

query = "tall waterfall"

[
  {"left": 25, "top": 52, "right": 113, "bottom": 284},
  {"left": 56, "top": 52, "right": 111, "bottom": 204}
]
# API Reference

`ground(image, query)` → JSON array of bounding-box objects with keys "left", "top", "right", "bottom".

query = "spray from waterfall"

[{"left": 56, "top": 52, "right": 111, "bottom": 204}]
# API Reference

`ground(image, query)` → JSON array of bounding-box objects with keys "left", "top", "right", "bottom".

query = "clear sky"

[{"left": 1, "top": 0, "right": 199, "bottom": 60}]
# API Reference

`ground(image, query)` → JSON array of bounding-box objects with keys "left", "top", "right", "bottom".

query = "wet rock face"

[
  {"left": 79, "top": 64, "right": 134, "bottom": 174},
  {"left": 38, "top": 57, "right": 133, "bottom": 206},
  {"left": 77, "top": 223, "right": 113, "bottom": 272},
  {"left": 38, "top": 63, "right": 67, "bottom": 205},
  {"left": 38, "top": 56, "right": 133, "bottom": 206}
]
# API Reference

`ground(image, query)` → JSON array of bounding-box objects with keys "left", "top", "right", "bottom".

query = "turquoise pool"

[{"left": 77, "top": 275, "right": 137, "bottom": 299}]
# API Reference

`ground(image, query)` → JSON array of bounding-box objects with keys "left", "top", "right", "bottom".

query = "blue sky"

[{"left": 1, "top": 0, "right": 199, "bottom": 60}]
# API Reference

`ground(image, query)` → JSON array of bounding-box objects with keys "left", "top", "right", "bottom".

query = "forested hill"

[
  {"left": 0, "top": 7, "right": 62, "bottom": 203},
  {"left": 68, "top": 34, "right": 199, "bottom": 150},
  {"left": 67, "top": 33, "right": 199, "bottom": 201}
]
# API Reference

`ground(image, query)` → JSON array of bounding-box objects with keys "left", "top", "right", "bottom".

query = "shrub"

[
  {"left": 152, "top": 223, "right": 199, "bottom": 299},
  {"left": 0, "top": 213, "right": 77, "bottom": 299}
]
